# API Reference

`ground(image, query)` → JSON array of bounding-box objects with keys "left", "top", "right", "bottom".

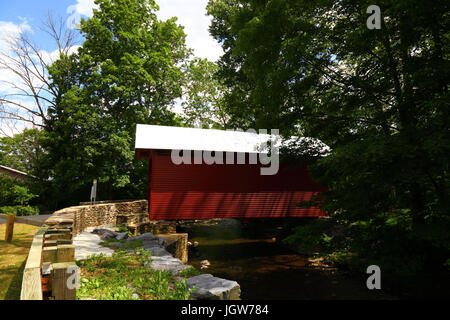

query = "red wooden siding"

[{"left": 148, "top": 151, "right": 326, "bottom": 220}]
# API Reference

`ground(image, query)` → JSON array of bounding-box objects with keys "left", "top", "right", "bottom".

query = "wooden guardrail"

[
  {"left": 21, "top": 226, "right": 47, "bottom": 300},
  {"left": 20, "top": 225, "right": 78, "bottom": 300}
]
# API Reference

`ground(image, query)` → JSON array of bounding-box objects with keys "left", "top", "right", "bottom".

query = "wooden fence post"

[
  {"left": 51, "top": 262, "right": 78, "bottom": 300},
  {"left": 5, "top": 214, "right": 15, "bottom": 242}
]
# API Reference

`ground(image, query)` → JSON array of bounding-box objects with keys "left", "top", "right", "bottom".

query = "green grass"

[
  {"left": 100, "top": 238, "right": 143, "bottom": 249},
  {"left": 177, "top": 266, "right": 203, "bottom": 278},
  {"left": 76, "top": 248, "right": 197, "bottom": 300},
  {"left": 0, "top": 222, "right": 40, "bottom": 300}
]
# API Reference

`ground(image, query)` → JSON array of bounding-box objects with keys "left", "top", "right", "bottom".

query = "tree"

[
  {"left": 0, "top": 12, "right": 79, "bottom": 130},
  {"left": 181, "top": 58, "right": 229, "bottom": 129},
  {"left": 207, "top": 0, "right": 450, "bottom": 275},
  {"left": 44, "top": 0, "right": 189, "bottom": 206},
  {"left": 0, "top": 128, "right": 53, "bottom": 212},
  {"left": 0, "top": 173, "right": 39, "bottom": 216},
  {"left": 0, "top": 128, "right": 46, "bottom": 177}
]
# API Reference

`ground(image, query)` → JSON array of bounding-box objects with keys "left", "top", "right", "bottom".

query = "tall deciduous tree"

[
  {"left": 0, "top": 12, "right": 79, "bottom": 130},
  {"left": 207, "top": 0, "right": 450, "bottom": 274},
  {"left": 45, "top": 0, "right": 189, "bottom": 206},
  {"left": 181, "top": 58, "right": 229, "bottom": 129}
]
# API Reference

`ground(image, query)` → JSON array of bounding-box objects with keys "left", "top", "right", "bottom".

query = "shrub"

[
  {"left": 283, "top": 218, "right": 336, "bottom": 255},
  {"left": 0, "top": 173, "right": 37, "bottom": 207},
  {"left": 0, "top": 205, "right": 39, "bottom": 216}
]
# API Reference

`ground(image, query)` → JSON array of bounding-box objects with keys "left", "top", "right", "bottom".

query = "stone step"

[{"left": 185, "top": 274, "right": 241, "bottom": 300}]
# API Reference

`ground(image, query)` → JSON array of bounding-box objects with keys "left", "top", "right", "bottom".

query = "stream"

[{"left": 178, "top": 219, "right": 392, "bottom": 300}]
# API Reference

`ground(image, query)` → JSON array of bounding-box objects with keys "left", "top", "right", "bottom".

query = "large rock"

[
  {"left": 106, "top": 236, "right": 168, "bottom": 256},
  {"left": 115, "top": 232, "right": 129, "bottom": 240},
  {"left": 91, "top": 228, "right": 118, "bottom": 240},
  {"left": 145, "top": 256, "right": 191, "bottom": 274},
  {"left": 73, "top": 231, "right": 115, "bottom": 260},
  {"left": 127, "top": 232, "right": 157, "bottom": 242},
  {"left": 186, "top": 274, "right": 241, "bottom": 300},
  {"left": 143, "top": 245, "right": 172, "bottom": 257}
]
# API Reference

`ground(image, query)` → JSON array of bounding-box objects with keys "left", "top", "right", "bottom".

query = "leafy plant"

[
  {"left": 117, "top": 224, "right": 133, "bottom": 236},
  {"left": 77, "top": 249, "right": 194, "bottom": 300},
  {"left": 177, "top": 266, "right": 203, "bottom": 278}
]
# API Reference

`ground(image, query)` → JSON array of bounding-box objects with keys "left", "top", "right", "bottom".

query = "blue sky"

[
  {"left": 0, "top": 0, "right": 223, "bottom": 136},
  {"left": 0, "top": 1, "right": 75, "bottom": 52},
  {"left": 0, "top": 0, "right": 223, "bottom": 59}
]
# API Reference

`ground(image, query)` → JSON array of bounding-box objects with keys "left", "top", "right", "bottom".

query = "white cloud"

[
  {"left": 65, "top": 0, "right": 223, "bottom": 62},
  {"left": 66, "top": 0, "right": 98, "bottom": 29},
  {"left": 68, "top": 0, "right": 98, "bottom": 17},
  {"left": 0, "top": 119, "right": 35, "bottom": 137},
  {"left": 38, "top": 45, "right": 81, "bottom": 65},
  {"left": 157, "top": 0, "right": 223, "bottom": 61},
  {"left": 0, "top": 19, "right": 31, "bottom": 52},
  {"left": 0, "top": 98, "right": 41, "bottom": 137},
  {"left": 0, "top": 20, "right": 33, "bottom": 96}
]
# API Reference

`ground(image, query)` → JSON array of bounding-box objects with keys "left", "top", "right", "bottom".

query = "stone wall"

[
  {"left": 50, "top": 200, "right": 148, "bottom": 236},
  {"left": 45, "top": 200, "right": 187, "bottom": 264},
  {"left": 49, "top": 200, "right": 176, "bottom": 237}
]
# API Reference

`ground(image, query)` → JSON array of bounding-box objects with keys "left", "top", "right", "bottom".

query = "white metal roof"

[
  {"left": 135, "top": 124, "right": 330, "bottom": 155},
  {"left": 0, "top": 165, "right": 28, "bottom": 176},
  {"left": 135, "top": 124, "right": 278, "bottom": 153}
]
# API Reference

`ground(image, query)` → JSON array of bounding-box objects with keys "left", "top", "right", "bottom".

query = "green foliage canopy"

[
  {"left": 181, "top": 58, "right": 229, "bottom": 129},
  {"left": 44, "top": 0, "right": 190, "bottom": 206},
  {"left": 207, "top": 0, "right": 450, "bottom": 274}
]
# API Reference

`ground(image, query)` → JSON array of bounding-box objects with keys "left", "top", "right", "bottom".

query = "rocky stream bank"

[{"left": 73, "top": 226, "right": 241, "bottom": 300}]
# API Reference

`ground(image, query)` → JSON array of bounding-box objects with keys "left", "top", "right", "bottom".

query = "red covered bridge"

[{"left": 134, "top": 124, "right": 327, "bottom": 220}]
